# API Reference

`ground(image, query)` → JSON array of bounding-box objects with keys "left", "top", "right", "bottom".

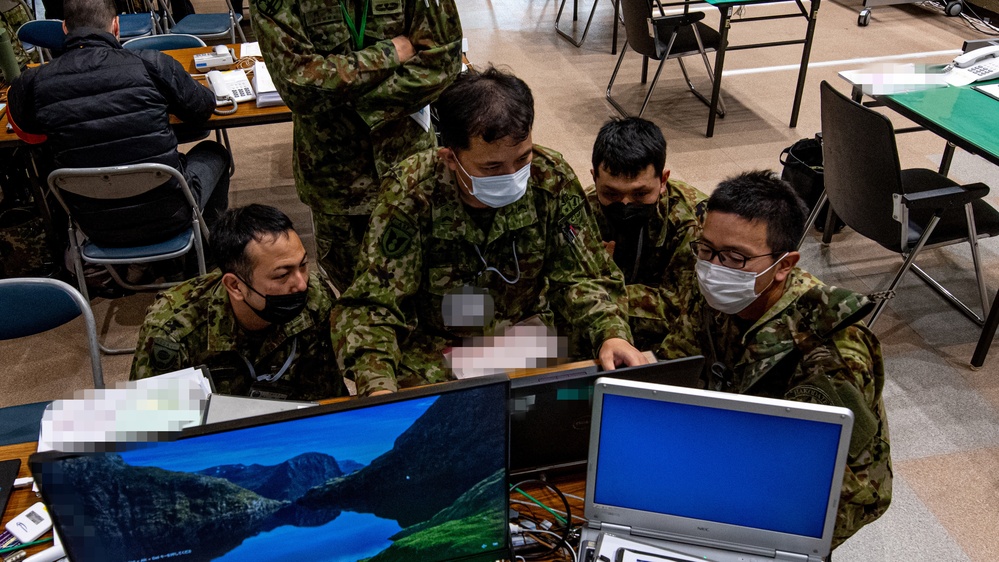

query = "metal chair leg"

[
  {"left": 639, "top": 57, "right": 670, "bottom": 118},
  {"left": 606, "top": 42, "right": 631, "bottom": 117},
  {"left": 965, "top": 203, "right": 992, "bottom": 318},
  {"left": 798, "top": 191, "right": 827, "bottom": 250},
  {"left": 555, "top": 0, "right": 600, "bottom": 47},
  {"left": 868, "top": 214, "right": 941, "bottom": 328}
]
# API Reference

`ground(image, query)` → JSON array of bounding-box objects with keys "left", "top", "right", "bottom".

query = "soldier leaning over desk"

[
  {"left": 659, "top": 170, "right": 892, "bottom": 548},
  {"left": 249, "top": 0, "right": 463, "bottom": 294},
  {"left": 131, "top": 205, "right": 347, "bottom": 401},
  {"left": 332, "top": 67, "right": 647, "bottom": 396}
]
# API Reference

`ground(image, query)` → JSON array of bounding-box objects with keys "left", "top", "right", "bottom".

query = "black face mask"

[
  {"left": 238, "top": 276, "right": 309, "bottom": 325},
  {"left": 602, "top": 201, "right": 656, "bottom": 231}
]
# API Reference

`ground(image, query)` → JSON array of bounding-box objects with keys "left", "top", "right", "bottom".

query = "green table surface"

[{"left": 883, "top": 80, "right": 999, "bottom": 166}]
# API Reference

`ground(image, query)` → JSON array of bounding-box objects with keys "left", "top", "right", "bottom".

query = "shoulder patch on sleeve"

[
  {"left": 256, "top": 0, "right": 284, "bottom": 18},
  {"left": 559, "top": 193, "right": 583, "bottom": 224},
  {"left": 380, "top": 213, "right": 416, "bottom": 258},
  {"left": 151, "top": 338, "right": 182, "bottom": 370}
]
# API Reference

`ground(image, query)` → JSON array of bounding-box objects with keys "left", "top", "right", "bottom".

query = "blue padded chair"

[
  {"left": 122, "top": 33, "right": 205, "bottom": 50},
  {"left": 0, "top": 277, "right": 104, "bottom": 388},
  {"left": 168, "top": 0, "right": 245, "bottom": 44},
  {"left": 118, "top": 12, "right": 157, "bottom": 39},
  {"left": 48, "top": 163, "right": 209, "bottom": 354},
  {"left": 16, "top": 19, "right": 65, "bottom": 63}
]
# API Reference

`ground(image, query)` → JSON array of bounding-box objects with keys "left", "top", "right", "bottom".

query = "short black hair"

[
  {"left": 435, "top": 66, "right": 534, "bottom": 150},
  {"left": 591, "top": 117, "right": 667, "bottom": 178},
  {"left": 707, "top": 170, "right": 807, "bottom": 254},
  {"left": 64, "top": 0, "right": 116, "bottom": 32},
  {"left": 210, "top": 204, "right": 295, "bottom": 281}
]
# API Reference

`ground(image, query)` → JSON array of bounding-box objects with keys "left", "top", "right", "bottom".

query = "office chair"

[
  {"left": 15, "top": 19, "right": 63, "bottom": 62},
  {"left": 122, "top": 33, "right": 205, "bottom": 50},
  {"left": 819, "top": 80, "right": 999, "bottom": 328},
  {"left": 607, "top": 0, "right": 725, "bottom": 119},
  {"left": 0, "top": 277, "right": 104, "bottom": 388},
  {"left": 167, "top": 0, "right": 245, "bottom": 44},
  {"left": 48, "top": 163, "right": 210, "bottom": 354}
]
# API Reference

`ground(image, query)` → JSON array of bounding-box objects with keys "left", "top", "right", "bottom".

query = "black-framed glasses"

[{"left": 689, "top": 240, "right": 781, "bottom": 270}]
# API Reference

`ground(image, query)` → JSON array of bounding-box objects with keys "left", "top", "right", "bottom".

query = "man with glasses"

[
  {"left": 332, "top": 67, "right": 646, "bottom": 396},
  {"left": 130, "top": 205, "right": 347, "bottom": 401},
  {"left": 663, "top": 170, "right": 892, "bottom": 549}
]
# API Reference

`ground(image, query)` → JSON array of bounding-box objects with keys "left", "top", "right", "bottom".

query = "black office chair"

[
  {"left": 819, "top": 80, "right": 999, "bottom": 328},
  {"left": 606, "top": 0, "right": 724, "bottom": 119}
]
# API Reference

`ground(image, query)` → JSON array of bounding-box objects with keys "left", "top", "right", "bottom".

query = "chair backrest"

[
  {"left": 49, "top": 163, "right": 198, "bottom": 208},
  {"left": 819, "top": 81, "right": 905, "bottom": 249},
  {"left": 619, "top": 0, "right": 659, "bottom": 59},
  {"left": 15, "top": 19, "right": 64, "bottom": 49},
  {"left": 123, "top": 33, "right": 205, "bottom": 50},
  {"left": 117, "top": 12, "right": 155, "bottom": 39},
  {"left": 0, "top": 277, "right": 104, "bottom": 388}
]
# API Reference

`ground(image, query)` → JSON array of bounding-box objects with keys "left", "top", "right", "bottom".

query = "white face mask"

[
  {"left": 694, "top": 253, "right": 787, "bottom": 314},
  {"left": 454, "top": 158, "right": 531, "bottom": 208}
]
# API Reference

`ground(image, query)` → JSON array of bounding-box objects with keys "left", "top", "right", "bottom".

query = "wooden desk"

[{"left": 0, "top": 44, "right": 291, "bottom": 149}]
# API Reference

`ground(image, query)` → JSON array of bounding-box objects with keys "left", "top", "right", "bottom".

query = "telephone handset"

[
  {"left": 946, "top": 45, "right": 999, "bottom": 87},
  {"left": 206, "top": 69, "right": 255, "bottom": 116}
]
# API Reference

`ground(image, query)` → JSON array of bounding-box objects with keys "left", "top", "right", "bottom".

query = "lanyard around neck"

[{"left": 340, "top": 0, "right": 369, "bottom": 50}]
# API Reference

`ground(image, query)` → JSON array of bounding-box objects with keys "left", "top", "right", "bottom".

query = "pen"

[{"left": 0, "top": 537, "right": 53, "bottom": 555}]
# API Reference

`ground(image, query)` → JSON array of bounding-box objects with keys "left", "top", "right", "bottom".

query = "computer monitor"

[{"left": 31, "top": 376, "right": 511, "bottom": 562}]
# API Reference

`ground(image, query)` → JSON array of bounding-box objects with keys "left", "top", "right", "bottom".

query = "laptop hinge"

[
  {"left": 599, "top": 522, "right": 631, "bottom": 534},
  {"left": 774, "top": 551, "right": 809, "bottom": 562}
]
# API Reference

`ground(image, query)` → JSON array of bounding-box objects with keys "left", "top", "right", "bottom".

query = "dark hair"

[
  {"left": 591, "top": 117, "right": 667, "bottom": 178},
  {"left": 210, "top": 204, "right": 295, "bottom": 281},
  {"left": 435, "top": 66, "right": 534, "bottom": 150},
  {"left": 64, "top": 0, "right": 117, "bottom": 32},
  {"left": 707, "top": 170, "right": 808, "bottom": 253}
]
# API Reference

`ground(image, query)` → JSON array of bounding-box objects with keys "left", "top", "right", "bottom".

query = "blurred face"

[
  {"left": 592, "top": 164, "right": 668, "bottom": 207},
  {"left": 439, "top": 134, "right": 534, "bottom": 209}
]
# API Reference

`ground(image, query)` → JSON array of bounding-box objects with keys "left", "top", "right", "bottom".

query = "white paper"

[
  {"left": 410, "top": 104, "right": 431, "bottom": 132},
  {"left": 240, "top": 41, "right": 262, "bottom": 57}
]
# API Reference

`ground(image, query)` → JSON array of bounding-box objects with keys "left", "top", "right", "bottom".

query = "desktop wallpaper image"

[{"left": 39, "top": 385, "right": 509, "bottom": 562}]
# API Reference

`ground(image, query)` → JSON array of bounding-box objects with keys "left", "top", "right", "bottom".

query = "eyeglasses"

[{"left": 689, "top": 240, "right": 782, "bottom": 270}]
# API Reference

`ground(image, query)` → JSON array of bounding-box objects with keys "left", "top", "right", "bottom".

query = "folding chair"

[
  {"left": 48, "top": 163, "right": 209, "bottom": 354},
  {"left": 167, "top": 0, "right": 244, "bottom": 44},
  {"left": 0, "top": 277, "right": 104, "bottom": 388},
  {"left": 122, "top": 32, "right": 204, "bottom": 50},
  {"left": 607, "top": 0, "right": 725, "bottom": 119},
  {"left": 15, "top": 18, "right": 63, "bottom": 62}
]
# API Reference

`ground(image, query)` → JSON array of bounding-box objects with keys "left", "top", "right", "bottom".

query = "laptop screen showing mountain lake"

[{"left": 30, "top": 376, "right": 511, "bottom": 562}]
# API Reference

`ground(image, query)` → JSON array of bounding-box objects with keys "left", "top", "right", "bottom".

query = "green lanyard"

[{"left": 340, "top": 0, "right": 369, "bottom": 50}]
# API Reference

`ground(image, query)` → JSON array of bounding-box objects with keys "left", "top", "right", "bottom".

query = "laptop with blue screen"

[
  {"left": 580, "top": 377, "right": 854, "bottom": 562},
  {"left": 31, "top": 376, "right": 511, "bottom": 562}
]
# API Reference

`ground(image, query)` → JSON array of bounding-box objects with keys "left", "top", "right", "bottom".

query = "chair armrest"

[
  {"left": 901, "top": 183, "right": 990, "bottom": 211},
  {"left": 651, "top": 11, "right": 705, "bottom": 33}
]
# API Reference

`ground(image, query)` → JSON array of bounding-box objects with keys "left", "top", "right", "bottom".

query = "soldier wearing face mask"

[
  {"left": 555, "top": 117, "right": 707, "bottom": 355},
  {"left": 332, "top": 67, "right": 647, "bottom": 396},
  {"left": 660, "top": 170, "right": 892, "bottom": 549},
  {"left": 130, "top": 205, "right": 347, "bottom": 401}
]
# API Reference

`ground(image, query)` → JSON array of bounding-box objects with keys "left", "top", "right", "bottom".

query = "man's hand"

[
  {"left": 368, "top": 389, "right": 394, "bottom": 397},
  {"left": 602, "top": 240, "right": 616, "bottom": 257},
  {"left": 598, "top": 338, "right": 648, "bottom": 370},
  {"left": 392, "top": 36, "right": 416, "bottom": 63}
]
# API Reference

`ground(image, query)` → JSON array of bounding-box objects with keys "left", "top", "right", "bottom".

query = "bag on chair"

[{"left": 779, "top": 135, "right": 844, "bottom": 234}]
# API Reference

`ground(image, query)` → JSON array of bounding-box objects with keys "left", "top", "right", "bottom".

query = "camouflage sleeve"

[
  {"left": 788, "top": 325, "right": 892, "bottom": 548},
  {"left": 129, "top": 304, "right": 193, "bottom": 381},
  {"left": 354, "top": 0, "right": 463, "bottom": 130},
  {"left": 249, "top": 0, "right": 402, "bottom": 114},
  {"left": 331, "top": 175, "right": 425, "bottom": 395},
  {"left": 546, "top": 166, "right": 633, "bottom": 353}
]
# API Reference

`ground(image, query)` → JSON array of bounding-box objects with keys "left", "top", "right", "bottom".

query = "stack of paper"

[{"left": 253, "top": 61, "right": 286, "bottom": 108}]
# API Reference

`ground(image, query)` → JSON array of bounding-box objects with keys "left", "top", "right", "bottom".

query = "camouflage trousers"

[{"left": 313, "top": 213, "right": 372, "bottom": 295}]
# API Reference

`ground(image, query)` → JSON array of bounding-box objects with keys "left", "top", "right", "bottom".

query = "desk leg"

[
  {"left": 972, "top": 286, "right": 999, "bottom": 367},
  {"left": 939, "top": 141, "right": 956, "bottom": 176},
  {"left": 790, "top": 0, "right": 820, "bottom": 128},
  {"left": 706, "top": 8, "right": 731, "bottom": 138},
  {"left": 612, "top": 0, "right": 619, "bottom": 55}
]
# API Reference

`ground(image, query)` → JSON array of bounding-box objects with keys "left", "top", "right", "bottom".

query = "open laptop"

[
  {"left": 579, "top": 377, "right": 854, "bottom": 562},
  {"left": 31, "top": 376, "right": 512, "bottom": 562},
  {"left": 509, "top": 357, "right": 704, "bottom": 475}
]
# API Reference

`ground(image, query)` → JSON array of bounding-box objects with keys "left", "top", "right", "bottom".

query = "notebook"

[
  {"left": 508, "top": 357, "right": 704, "bottom": 475},
  {"left": 31, "top": 376, "right": 512, "bottom": 562},
  {"left": 579, "top": 377, "right": 854, "bottom": 562}
]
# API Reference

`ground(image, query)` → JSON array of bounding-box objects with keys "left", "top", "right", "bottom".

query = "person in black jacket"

[{"left": 6, "top": 0, "right": 230, "bottom": 248}]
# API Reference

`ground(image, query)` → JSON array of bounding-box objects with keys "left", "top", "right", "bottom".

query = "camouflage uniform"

[
  {"left": 130, "top": 270, "right": 347, "bottom": 401},
  {"left": 332, "top": 146, "right": 634, "bottom": 395},
  {"left": 249, "top": 0, "right": 463, "bottom": 292},
  {"left": 574, "top": 178, "right": 706, "bottom": 354},
  {"left": 0, "top": 0, "right": 31, "bottom": 70},
  {"left": 661, "top": 267, "right": 892, "bottom": 548}
]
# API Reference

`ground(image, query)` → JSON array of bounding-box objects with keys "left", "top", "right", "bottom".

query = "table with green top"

[
  {"left": 878, "top": 81, "right": 999, "bottom": 367},
  {"left": 699, "top": 0, "right": 821, "bottom": 137}
]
